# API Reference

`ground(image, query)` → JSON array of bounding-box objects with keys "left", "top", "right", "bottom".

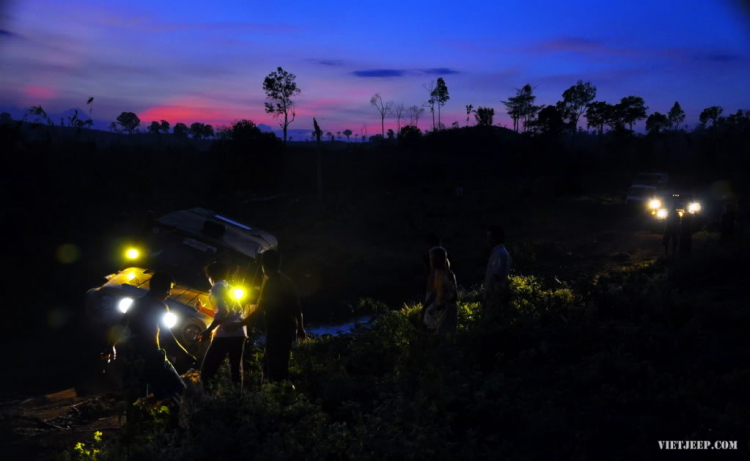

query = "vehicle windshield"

[
  {"left": 146, "top": 228, "right": 259, "bottom": 291},
  {"left": 149, "top": 239, "right": 220, "bottom": 291}
]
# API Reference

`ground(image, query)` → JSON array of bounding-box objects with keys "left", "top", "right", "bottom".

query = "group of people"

[
  {"left": 420, "top": 225, "right": 513, "bottom": 333},
  {"left": 105, "top": 249, "right": 305, "bottom": 402},
  {"left": 662, "top": 207, "right": 694, "bottom": 258},
  {"left": 105, "top": 226, "right": 514, "bottom": 403}
]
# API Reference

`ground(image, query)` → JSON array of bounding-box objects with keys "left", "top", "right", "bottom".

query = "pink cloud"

[
  {"left": 22, "top": 84, "right": 57, "bottom": 101},
  {"left": 139, "top": 96, "right": 267, "bottom": 126}
]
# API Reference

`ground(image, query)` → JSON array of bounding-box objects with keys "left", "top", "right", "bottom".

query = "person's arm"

[
  {"left": 102, "top": 313, "right": 129, "bottom": 360},
  {"left": 448, "top": 272, "right": 458, "bottom": 304},
  {"left": 238, "top": 283, "right": 266, "bottom": 329},
  {"left": 198, "top": 288, "right": 229, "bottom": 341}
]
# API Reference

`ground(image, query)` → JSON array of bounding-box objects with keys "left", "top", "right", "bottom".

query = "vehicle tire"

[{"left": 178, "top": 318, "right": 210, "bottom": 360}]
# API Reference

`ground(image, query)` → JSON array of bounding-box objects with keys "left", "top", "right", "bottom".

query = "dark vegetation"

[{"left": 2, "top": 73, "right": 749, "bottom": 458}]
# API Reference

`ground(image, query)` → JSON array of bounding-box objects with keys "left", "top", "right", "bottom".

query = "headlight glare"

[
  {"left": 162, "top": 312, "right": 178, "bottom": 329},
  {"left": 656, "top": 209, "right": 668, "bottom": 219},
  {"left": 118, "top": 297, "right": 134, "bottom": 313},
  {"left": 233, "top": 287, "right": 247, "bottom": 301},
  {"left": 649, "top": 199, "right": 661, "bottom": 210},
  {"left": 688, "top": 202, "right": 701, "bottom": 213}
]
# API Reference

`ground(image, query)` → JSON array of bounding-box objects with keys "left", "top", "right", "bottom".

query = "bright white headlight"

[
  {"left": 162, "top": 312, "right": 178, "bottom": 329},
  {"left": 118, "top": 297, "right": 134, "bottom": 313},
  {"left": 688, "top": 202, "right": 701, "bottom": 213},
  {"left": 649, "top": 199, "right": 661, "bottom": 210},
  {"left": 656, "top": 209, "right": 668, "bottom": 219}
]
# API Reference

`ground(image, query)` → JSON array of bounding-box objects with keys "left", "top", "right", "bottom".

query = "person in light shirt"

[
  {"left": 198, "top": 262, "right": 247, "bottom": 389},
  {"left": 483, "top": 225, "right": 512, "bottom": 318}
]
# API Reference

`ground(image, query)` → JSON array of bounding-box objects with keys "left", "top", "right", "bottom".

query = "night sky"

[{"left": 1, "top": 0, "right": 749, "bottom": 136}]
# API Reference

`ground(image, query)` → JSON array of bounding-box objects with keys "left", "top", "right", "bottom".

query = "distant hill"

[{"left": 5, "top": 122, "right": 212, "bottom": 151}]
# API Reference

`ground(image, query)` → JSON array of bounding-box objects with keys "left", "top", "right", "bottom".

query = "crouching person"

[
  {"left": 104, "top": 272, "right": 193, "bottom": 404},
  {"left": 234, "top": 250, "right": 306, "bottom": 383}
]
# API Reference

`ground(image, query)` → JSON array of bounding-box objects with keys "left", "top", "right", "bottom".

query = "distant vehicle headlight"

[
  {"left": 656, "top": 209, "right": 668, "bottom": 219},
  {"left": 163, "top": 312, "right": 178, "bottom": 329},
  {"left": 649, "top": 199, "right": 661, "bottom": 210},
  {"left": 678, "top": 210, "right": 684, "bottom": 217},
  {"left": 125, "top": 248, "right": 140, "bottom": 260},
  {"left": 688, "top": 202, "right": 701, "bottom": 213},
  {"left": 118, "top": 297, "right": 134, "bottom": 313}
]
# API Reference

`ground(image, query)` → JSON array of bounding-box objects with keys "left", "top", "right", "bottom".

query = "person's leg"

[
  {"left": 149, "top": 351, "right": 186, "bottom": 401},
  {"left": 265, "top": 336, "right": 293, "bottom": 382},
  {"left": 201, "top": 338, "right": 228, "bottom": 389},
  {"left": 227, "top": 337, "right": 245, "bottom": 387}
]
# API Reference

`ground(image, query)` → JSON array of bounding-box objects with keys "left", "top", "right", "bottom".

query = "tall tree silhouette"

[
  {"left": 263, "top": 67, "right": 301, "bottom": 149},
  {"left": 617, "top": 96, "right": 648, "bottom": 131},
  {"left": 646, "top": 112, "right": 669, "bottom": 135},
  {"left": 431, "top": 78, "right": 450, "bottom": 130},
  {"left": 343, "top": 129, "right": 352, "bottom": 142},
  {"left": 699, "top": 106, "right": 723, "bottom": 127},
  {"left": 408, "top": 105, "right": 424, "bottom": 128},
  {"left": 530, "top": 105, "right": 565, "bottom": 137},
  {"left": 502, "top": 84, "right": 537, "bottom": 132},
  {"left": 394, "top": 103, "right": 405, "bottom": 134},
  {"left": 668, "top": 101, "right": 686, "bottom": 130},
  {"left": 160, "top": 120, "right": 170, "bottom": 134},
  {"left": 557, "top": 80, "right": 596, "bottom": 141},
  {"left": 585, "top": 101, "right": 612, "bottom": 136},
  {"left": 423, "top": 80, "right": 436, "bottom": 130},
  {"left": 465, "top": 104, "right": 474, "bottom": 126},
  {"left": 370, "top": 93, "right": 393, "bottom": 137},
  {"left": 116, "top": 112, "right": 140, "bottom": 133}
]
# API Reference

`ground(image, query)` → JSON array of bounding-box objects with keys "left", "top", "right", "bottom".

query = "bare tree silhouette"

[{"left": 370, "top": 93, "right": 393, "bottom": 137}]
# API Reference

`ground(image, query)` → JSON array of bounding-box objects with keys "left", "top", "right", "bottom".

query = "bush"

[{"left": 70, "top": 253, "right": 750, "bottom": 459}]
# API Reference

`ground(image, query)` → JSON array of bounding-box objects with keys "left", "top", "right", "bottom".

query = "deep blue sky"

[{"left": 1, "top": 0, "right": 748, "bottom": 135}]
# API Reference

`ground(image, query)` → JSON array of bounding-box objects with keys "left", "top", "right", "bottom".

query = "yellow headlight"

[
  {"left": 233, "top": 288, "right": 247, "bottom": 301},
  {"left": 688, "top": 202, "right": 701, "bottom": 213},
  {"left": 649, "top": 199, "right": 661, "bottom": 210},
  {"left": 656, "top": 209, "right": 668, "bottom": 219},
  {"left": 125, "top": 248, "right": 140, "bottom": 260},
  {"left": 678, "top": 210, "right": 684, "bottom": 217}
]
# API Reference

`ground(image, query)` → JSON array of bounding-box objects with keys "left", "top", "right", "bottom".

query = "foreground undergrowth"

[{"left": 65, "top": 250, "right": 750, "bottom": 460}]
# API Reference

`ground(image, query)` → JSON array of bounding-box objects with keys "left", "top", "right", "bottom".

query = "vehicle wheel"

[{"left": 179, "top": 319, "right": 210, "bottom": 359}]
